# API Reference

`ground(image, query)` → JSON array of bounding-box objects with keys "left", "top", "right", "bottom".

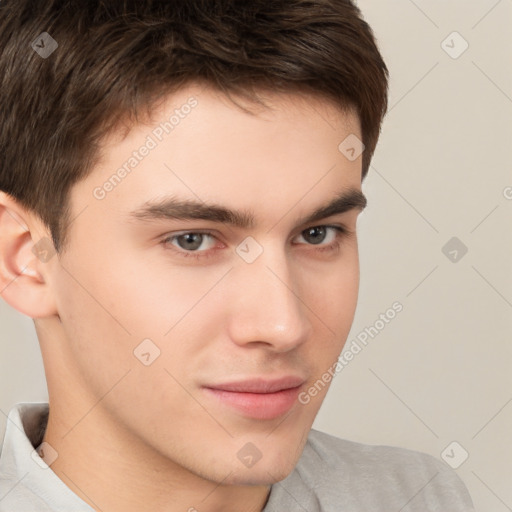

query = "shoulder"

[
  {"left": 267, "top": 429, "right": 475, "bottom": 512},
  {"left": 304, "top": 428, "right": 449, "bottom": 475}
]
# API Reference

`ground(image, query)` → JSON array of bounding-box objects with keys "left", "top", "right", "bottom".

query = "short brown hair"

[{"left": 0, "top": 0, "right": 388, "bottom": 253}]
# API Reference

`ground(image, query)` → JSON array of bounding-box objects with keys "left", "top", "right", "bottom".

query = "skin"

[{"left": 0, "top": 83, "right": 365, "bottom": 512}]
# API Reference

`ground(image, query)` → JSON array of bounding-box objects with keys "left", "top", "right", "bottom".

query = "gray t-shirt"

[{"left": 0, "top": 403, "right": 475, "bottom": 511}]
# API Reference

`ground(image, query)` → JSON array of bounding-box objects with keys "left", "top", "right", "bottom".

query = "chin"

[
  {"left": 223, "top": 464, "right": 296, "bottom": 486},
  {"left": 224, "top": 449, "right": 300, "bottom": 486}
]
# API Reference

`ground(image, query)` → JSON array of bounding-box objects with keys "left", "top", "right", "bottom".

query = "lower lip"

[{"left": 203, "top": 386, "right": 301, "bottom": 420}]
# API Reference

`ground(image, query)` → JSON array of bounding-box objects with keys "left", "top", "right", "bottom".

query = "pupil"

[
  {"left": 178, "top": 233, "right": 203, "bottom": 251},
  {"left": 304, "top": 226, "right": 326, "bottom": 245}
]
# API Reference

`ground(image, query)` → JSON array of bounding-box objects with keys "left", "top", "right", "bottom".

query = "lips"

[
  {"left": 203, "top": 376, "right": 306, "bottom": 420},
  {"left": 206, "top": 376, "right": 306, "bottom": 394}
]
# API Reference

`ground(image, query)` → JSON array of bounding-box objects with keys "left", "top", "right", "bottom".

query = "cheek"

[
  {"left": 51, "top": 262, "right": 135, "bottom": 390},
  {"left": 302, "top": 252, "right": 360, "bottom": 366},
  {"left": 308, "top": 252, "right": 360, "bottom": 331},
  {"left": 102, "top": 250, "right": 234, "bottom": 338},
  {"left": 51, "top": 255, "right": 206, "bottom": 428},
  {"left": 297, "top": 263, "right": 359, "bottom": 412},
  {"left": 333, "top": 266, "right": 360, "bottom": 329}
]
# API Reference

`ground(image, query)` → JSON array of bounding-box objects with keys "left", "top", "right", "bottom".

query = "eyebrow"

[{"left": 128, "top": 188, "right": 367, "bottom": 230}]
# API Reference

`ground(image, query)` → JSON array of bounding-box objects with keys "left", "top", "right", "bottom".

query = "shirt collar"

[{"left": 0, "top": 402, "right": 94, "bottom": 511}]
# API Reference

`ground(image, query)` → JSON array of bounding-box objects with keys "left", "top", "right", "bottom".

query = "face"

[{"left": 40, "top": 84, "right": 364, "bottom": 485}]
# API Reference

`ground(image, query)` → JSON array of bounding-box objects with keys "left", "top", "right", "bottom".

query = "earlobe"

[{"left": 0, "top": 192, "right": 58, "bottom": 319}]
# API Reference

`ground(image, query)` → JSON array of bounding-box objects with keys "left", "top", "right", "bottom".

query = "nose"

[{"left": 225, "top": 245, "right": 313, "bottom": 352}]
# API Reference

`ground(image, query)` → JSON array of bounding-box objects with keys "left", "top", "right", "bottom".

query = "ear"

[{"left": 0, "top": 191, "right": 58, "bottom": 318}]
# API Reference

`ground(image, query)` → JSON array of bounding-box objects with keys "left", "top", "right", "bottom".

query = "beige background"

[{"left": 1, "top": 1, "right": 511, "bottom": 511}]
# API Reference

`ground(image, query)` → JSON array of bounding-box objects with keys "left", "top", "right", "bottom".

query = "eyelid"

[{"left": 161, "top": 224, "right": 347, "bottom": 245}]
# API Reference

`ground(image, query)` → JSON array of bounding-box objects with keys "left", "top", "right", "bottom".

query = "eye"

[
  {"left": 160, "top": 225, "right": 350, "bottom": 261},
  {"left": 295, "top": 225, "right": 346, "bottom": 247},
  {"left": 162, "top": 231, "right": 219, "bottom": 256}
]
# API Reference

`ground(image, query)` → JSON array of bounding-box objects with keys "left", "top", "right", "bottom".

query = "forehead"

[{"left": 70, "top": 84, "right": 363, "bottom": 230}]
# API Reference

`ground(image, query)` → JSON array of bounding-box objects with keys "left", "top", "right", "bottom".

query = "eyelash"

[{"left": 160, "top": 225, "right": 350, "bottom": 261}]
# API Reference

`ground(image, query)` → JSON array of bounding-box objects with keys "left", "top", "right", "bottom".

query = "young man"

[{"left": 0, "top": 1, "right": 475, "bottom": 511}]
